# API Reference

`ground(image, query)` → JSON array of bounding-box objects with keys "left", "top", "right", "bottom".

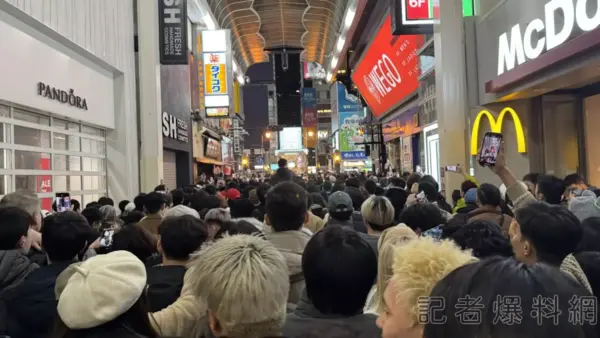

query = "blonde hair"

[
  {"left": 1, "top": 190, "right": 40, "bottom": 217},
  {"left": 361, "top": 195, "right": 395, "bottom": 230},
  {"left": 373, "top": 225, "right": 418, "bottom": 314},
  {"left": 189, "top": 235, "right": 289, "bottom": 337},
  {"left": 388, "top": 237, "right": 476, "bottom": 325}
]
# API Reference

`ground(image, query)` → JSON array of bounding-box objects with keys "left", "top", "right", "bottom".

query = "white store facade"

[{"left": 0, "top": 0, "right": 139, "bottom": 208}]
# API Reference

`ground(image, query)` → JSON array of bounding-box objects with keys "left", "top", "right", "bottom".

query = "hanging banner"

[
  {"left": 158, "top": 0, "right": 188, "bottom": 65},
  {"left": 336, "top": 83, "right": 366, "bottom": 160},
  {"left": 301, "top": 88, "right": 317, "bottom": 128}
]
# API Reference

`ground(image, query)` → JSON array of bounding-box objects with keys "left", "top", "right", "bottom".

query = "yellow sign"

[
  {"left": 205, "top": 63, "right": 227, "bottom": 94},
  {"left": 470, "top": 107, "right": 526, "bottom": 156}
]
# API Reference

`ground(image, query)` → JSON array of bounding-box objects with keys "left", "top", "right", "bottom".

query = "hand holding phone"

[
  {"left": 478, "top": 132, "right": 503, "bottom": 167},
  {"left": 445, "top": 165, "right": 459, "bottom": 172},
  {"left": 55, "top": 192, "right": 71, "bottom": 212}
]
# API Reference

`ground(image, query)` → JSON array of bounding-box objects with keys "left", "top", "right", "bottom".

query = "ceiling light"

[
  {"left": 330, "top": 57, "right": 338, "bottom": 69},
  {"left": 204, "top": 13, "right": 216, "bottom": 30},
  {"left": 336, "top": 37, "right": 346, "bottom": 52},
  {"left": 344, "top": 9, "right": 356, "bottom": 28}
]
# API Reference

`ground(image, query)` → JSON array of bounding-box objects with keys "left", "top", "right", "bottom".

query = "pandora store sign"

[
  {"left": 37, "top": 82, "right": 88, "bottom": 110},
  {"left": 497, "top": 0, "right": 600, "bottom": 76}
]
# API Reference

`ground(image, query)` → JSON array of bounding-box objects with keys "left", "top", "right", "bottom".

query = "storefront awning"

[{"left": 196, "top": 157, "right": 223, "bottom": 166}]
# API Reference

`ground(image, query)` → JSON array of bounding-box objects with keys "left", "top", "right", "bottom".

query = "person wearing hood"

[
  {"left": 3, "top": 211, "right": 93, "bottom": 338},
  {"left": 568, "top": 189, "right": 600, "bottom": 222},
  {"left": 283, "top": 226, "right": 380, "bottom": 338},
  {"left": 146, "top": 215, "right": 208, "bottom": 312},
  {"left": 264, "top": 182, "right": 312, "bottom": 305},
  {"left": 492, "top": 142, "right": 593, "bottom": 294},
  {"left": 455, "top": 188, "right": 478, "bottom": 214}
]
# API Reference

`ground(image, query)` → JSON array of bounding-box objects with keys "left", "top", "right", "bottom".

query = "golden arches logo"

[{"left": 470, "top": 107, "right": 527, "bottom": 156}]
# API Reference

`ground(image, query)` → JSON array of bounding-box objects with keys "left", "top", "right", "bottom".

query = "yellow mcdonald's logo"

[{"left": 470, "top": 107, "right": 526, "bottom": 156}]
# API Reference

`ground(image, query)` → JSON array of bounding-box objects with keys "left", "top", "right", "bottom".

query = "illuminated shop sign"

[{"left": 470, "top": 108, "right": 526, "bottom": 156}]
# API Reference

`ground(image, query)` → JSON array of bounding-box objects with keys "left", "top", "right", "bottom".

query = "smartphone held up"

[
  {"left": 478, "top": 132, "right": 503, "bottom": 167},
  {"left": 55, "top": 192, "right": 71, "bottom": 212}
]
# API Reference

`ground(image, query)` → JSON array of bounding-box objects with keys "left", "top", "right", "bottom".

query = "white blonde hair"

[
  {"left": 1, "top": 190, "right": 40, "bottom": 217},
  {"left": 361, "top": 195, "right": 395, "bottom": 229},
  {"left": 189, "top": 235, "right": 289, "bottom": 337}
]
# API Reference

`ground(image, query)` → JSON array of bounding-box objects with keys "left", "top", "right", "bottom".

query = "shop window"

[
  {"left": 81, "top": 138, "right": 105, "bottom": 154},
  {"left": 15, "top": 151, "right": 51, "bottom": 170},
  {"left": 0, "top": 149, "right": 11, "bottom": 169},
  {"left": 542, "top": 96, "right": 580, "bottom": 178},
  {"left": 53, "top": 133, "right": 80, "bottom": 151},
  {"left": 14, "top": 125, "right": 50, "bottom": 148},
  {"left": 83, "top": 194, "right": 101, "bottom": 206},
  {"left": 0, "top": 123, "right": 10, "bottom": 143},
  {"left": 0, "top": 105, "right": 9, "bottom": 117},
  {"left": 0, "top": 175, "right": 11, "bottom": 195},
  {"left": 53, "top": 119, "right": 80, "bottom": 132},
  {"left": 82, "top": 157, "right": 105, "bottom": 172},
  {"left": 83, "top": 176, "right": 105, "bottom": 190},
  {"left": 53, "top": 155, "right": 81, "bottom": 171},
  {"left": 584, "top": 95, "right": 600, "bottom": 187},
  {"left": 54, "top": 175, "right": 83, "bottom": 192},
  {"left": 13, "top": 109, "right": 50, "bottom": 126},
  {"left": 81, "top": 125, "right": 104, "bottom": 137},
  {"left": 15, "top": 175, "right": 51, "bottom": 192}
]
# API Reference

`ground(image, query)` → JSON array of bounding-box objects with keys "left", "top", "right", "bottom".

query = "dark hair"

[
  {"left": 450, "top": 220, "right": 513, "bottom": 258},
  {"left": 203, "top": 184, "right": 217, "bottom": 196},
  {"left": 418, "top": 180, "right": 438, "bottom": 202},
  {"left": 345, "top": 187, "right": 366, "bottom": 211},
  {"left": 389, "top": 177, "right": 406, "bottom": 189},
  {"left": 564, "top": 173, "right": 585, "bottom": 187},
  {"left": 158, "top": 216, "right": 208, "bottom": 260},
  {"left": 576, "top": 217, "right": 600, "bottom": 253},
  {"left": 331, "top": 182, "right": 345, "bottom": 194},
  {"left": 364, "top": 180, "right": 377, "bottom": 195},
  {"left": 188, "top": 190, "right": 210, "bottom": 213},
  {"left": 154, "top": 184, "right": 166, "bottom": 192},
  {"left": 514, "top": 201, "right": 582, "bottom": 265},
  {"left": 133, "top": 193, "right": 147, "bottom": 212},
  {"left": 70, "top": 199, "right": 81, "bottom": 213},
  {"left": 346, "top": 177, "right": 360, "bottom": 189},
  {"left": 266, "top": 182, "right": 307, "bottom": 232},
  {"left": 0, "top": 206, "right": 32, "bottom": 250},
  {"left": 302, "top": 226, "right": 377, "bottom": 316},
  {"left": 214, "top": 220, "right": 263, "bottom": 239},
  {"left": 85, "top": 202, "right": 101, "bottom": 209},
  {"left": 170, "top": 189, "right": 185, "bottom": 206},
  {"left": 322, "top": 181, "right": 333, "bottom": 192},
  {"left": 81, "top": 208, "right": 103, "bottom": 228},
  {"left": 424, "top": 257, "right": 596, "bottom": 338},
  {"left": 256, "top": 183, "right": 270, "bottom": 205},
  {"left": 111, "top": 225, "right": 158, "bottom": 263},
  {"left": 229, "top": 199, "right": 256, "bottom": 218},
  {"left": 97, "top": 197, "right": 114, "bottom": 207},
  {"left": 144, "top": 192, "right": 167, "bottom": 214},
  {"left": 451, "top": 189, "right": 461, "bottom": 205},
  {"left": 42, "top": 212, "right": 92, "bottom": 262},
  {"left": 406, "top": 173, "right": 421, "bottom": 191},
  {"left": 118, "top": 200, "right": 130, "bottom": 213},
  {"left": 399, "top": 203, "right": 446, "bottom": 233},
  {"left": 50, "top": 294, "right": 159, "bottom": 338},
  {"left": 278, "top": 158, "right": 288, "bottom": 168},
  {"left": 120, "top": 210, "right": 145, "bottom": 224},
  {"left": 476, "top": 183, "right": 502, "bottom": 207},
  {"left": 536, "top": 175, "right": 565, "bottom": 204},
  {"left": 460, "top": 180, "right": 478, "bottom": 195},
  {"left": 384, "top": 187, "right": 408, "bottom": 222},
  {"left": 523, "top": 172, "right": 540, "bottom": 184},
  {"left": 310, "top": 192, "right": 326, "bottom": 209}
]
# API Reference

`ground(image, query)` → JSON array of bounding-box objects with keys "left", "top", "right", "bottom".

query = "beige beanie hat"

[{"left": 55, "top": 251, "right": 147, "bottom": 329}]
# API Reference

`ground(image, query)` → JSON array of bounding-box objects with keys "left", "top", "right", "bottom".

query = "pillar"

[
  {"left": 434, "top": 0, "right": 470, "bottom": 195},
  {"left": 136, "top": 0, "right": 164, "bottom": 192}
]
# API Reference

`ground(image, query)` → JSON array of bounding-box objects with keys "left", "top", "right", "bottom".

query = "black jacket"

[
  {"left": 3, "top": 261, "right": 73, "bottom": 338},
  {"left": 0, "top": 250, "right": 38, "bottom": 335},
  {"left": 283, "top": 292, "right": 381, "bottom": 338},
  {"left": 385, "top": 187, "right": 409, "bottom": 222},
  {"left": 146, "top": 265, "right": 186, "bottom": 312}
]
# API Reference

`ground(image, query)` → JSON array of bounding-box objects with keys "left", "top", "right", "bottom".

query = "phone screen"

[
  {"left": 478, "top": 132, "right": 503, "bottom": 166},
  {"left": 100, "top": 229, "right": 115, "bottom": 248},
  {"left": 55, "top": 193, "right": 71, "bottom": 212},
  {"left": 445, "top": 165, "right": 458, "bottom": 172}
]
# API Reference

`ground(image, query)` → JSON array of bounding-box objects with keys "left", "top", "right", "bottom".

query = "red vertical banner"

[{"left": 37, "top": 156, "right": 52, "bottom": 211}]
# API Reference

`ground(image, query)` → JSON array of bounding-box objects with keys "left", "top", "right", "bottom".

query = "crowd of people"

[{"left": 0, "top": 145, "right": 599, "bottom": 338}]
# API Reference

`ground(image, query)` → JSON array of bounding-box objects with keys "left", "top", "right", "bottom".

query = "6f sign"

[{"left": 498, "top": 0, "right": 600, "bottom": 75}]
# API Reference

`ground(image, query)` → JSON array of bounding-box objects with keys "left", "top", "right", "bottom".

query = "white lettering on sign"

[
  {"left": 162, "top": 112, "right": 189, "bottom": 142},
  {"left": 497, "top": 0, "right": 600, "bottom": 76},
  {"left": 163, "top": 0, "right": 182, "bottom": 24},
  {"left": 363, "top": 54, "right": 402, "bottom": 104},
  {"left": 409, "top": 0, "right": 426, "bottom": 7}
]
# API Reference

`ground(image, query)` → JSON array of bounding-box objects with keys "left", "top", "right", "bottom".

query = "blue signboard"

[{"left": 336, "top": 83, "right": 366, "bottom": 161}]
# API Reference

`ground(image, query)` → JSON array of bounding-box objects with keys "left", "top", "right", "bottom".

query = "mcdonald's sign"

[{"left": 470, "top": 107, "right": 527, "bottom": 156}]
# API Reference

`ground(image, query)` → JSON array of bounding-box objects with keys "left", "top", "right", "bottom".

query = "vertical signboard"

[
  {"left": 195, "top": 29, "right": 205, "bottom": 113},
  {"left": 301, "top": 88, "right": 317, "bottom": 128},
  {"left": 330, "top": 82, "right": 339, "bottom": 151},
  {"left": 336, "top": 83, "right": 366, "bottom": 160},
  {"left": 201, "top": 30, "right": 233, "bottom": 114},
  {"left": 158, "top": 0, "right": 188, "bottom": 65}
]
